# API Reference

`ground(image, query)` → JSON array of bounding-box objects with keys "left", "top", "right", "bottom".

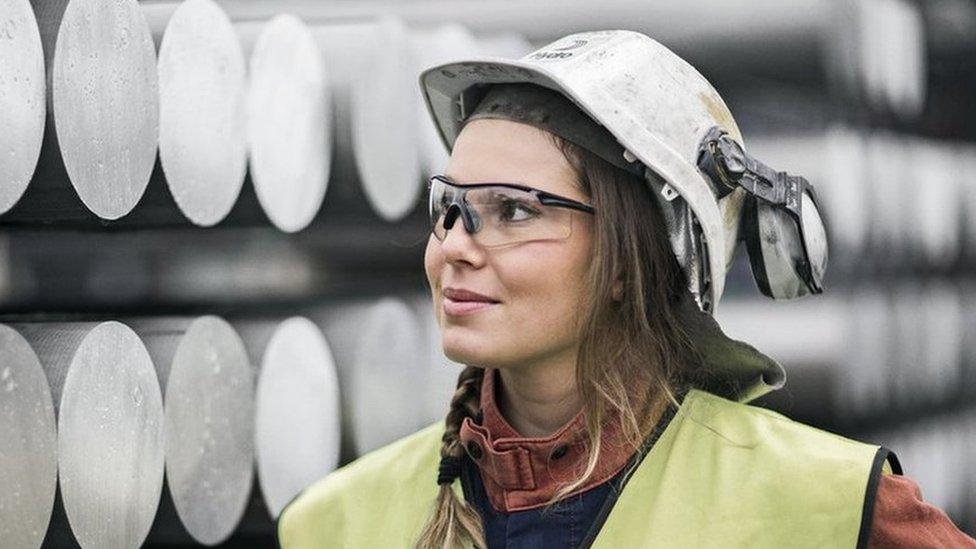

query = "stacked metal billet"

[{"left": 0, "top": 299, "right": 461, "bottom": 547}]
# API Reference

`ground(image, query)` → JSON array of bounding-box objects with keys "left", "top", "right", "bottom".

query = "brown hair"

[{"left": 416, "top": 127, "right": 703, "bottom": 549}]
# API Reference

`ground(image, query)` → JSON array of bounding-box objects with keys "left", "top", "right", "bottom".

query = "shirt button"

[
  {"left": 466, "top": 440, "right": 484, "bottom": 460},
  {"left": 551, "top": 444, "right": 569, "bottom": 460}
]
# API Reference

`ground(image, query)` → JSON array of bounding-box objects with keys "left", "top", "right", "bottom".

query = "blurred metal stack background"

[{"left": 0, "top": 0, "right": 972, "bottom": 546}]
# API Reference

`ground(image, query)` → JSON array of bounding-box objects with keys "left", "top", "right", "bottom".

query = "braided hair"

[{"left": 415, "top": 366, "right": 487, "bottom": 549}]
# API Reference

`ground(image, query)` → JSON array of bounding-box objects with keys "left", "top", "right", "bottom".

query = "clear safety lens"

[{"left": 428, "top": 178, "right": 576, "bottom": 247}]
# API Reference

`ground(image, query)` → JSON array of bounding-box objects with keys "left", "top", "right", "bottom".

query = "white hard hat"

[{"left": 420, "top": 30, "right": 827, "bottom": 314}]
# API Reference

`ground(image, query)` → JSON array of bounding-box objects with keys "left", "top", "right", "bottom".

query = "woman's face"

[{"left": 424, "top": 118, "right": 594, "bottom": 370}]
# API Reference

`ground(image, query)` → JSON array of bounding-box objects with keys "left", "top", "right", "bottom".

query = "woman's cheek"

[
  {"left": 423, "top": 236, "right": 442, "bottom": 289},
  {"left": 496, "top": 254, "right": 560, "bottom": 328}
]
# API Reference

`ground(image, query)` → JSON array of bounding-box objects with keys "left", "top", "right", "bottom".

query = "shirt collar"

[{"left": 458, "top": 367, "right": 635, "bottom": 512}]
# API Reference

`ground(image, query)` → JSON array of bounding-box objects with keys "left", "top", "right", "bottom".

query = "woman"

[{"left": 278, "top": 31, "right": 975, "bottom": 548}]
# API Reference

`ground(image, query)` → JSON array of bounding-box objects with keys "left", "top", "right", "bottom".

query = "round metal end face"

[
  {"left": 158, "top": 0, "right": 246, "bottom": 227},
  {"left": 414, "top": 298, "right": 462, "bottom": 424},
  {"left": 477, "top": 32, "right": 534, "bottom": 58},
  {"left": 799, "top": 191, "right": 828, "bottom": 288},
  {"left": 165, "top": 316, "right": 254, "bottom": 545},
  {"left": 52, "top": 0, "right": 158, "bottom": 220},
  {"left": 410, "top": 24, "right": 479, "bottom": 177},
  {"left": 0, "top": 0, "right": 45, "bottom": 215},
  {"left": 351, "top": 299, "right": 423, "bottom": 454},
  {"left": 0, "top": 325, "right": 57, "bottom": 549},
  {"left": 255, "top": 317, "right": 339, "bottom": 518},
  {"left": 57, "top": 322, "right": 164, "bottom": 549},
  {"left": 247, "top": 15, "right": 329, "bottom": 233},
  {"left": 352, "top": 18, "right": 421, "bottom": 221}
]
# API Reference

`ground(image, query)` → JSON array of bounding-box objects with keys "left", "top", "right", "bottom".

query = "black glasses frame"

[{"left": 427, "top": 174, "right": 596, "bottom": 215}]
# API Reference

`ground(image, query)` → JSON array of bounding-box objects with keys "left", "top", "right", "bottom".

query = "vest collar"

[{"left": 458, "top": 368, "right": 635, "bottom": 512}]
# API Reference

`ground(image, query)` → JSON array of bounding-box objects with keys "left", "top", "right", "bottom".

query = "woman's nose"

[{"left": 439, "top": 215, "right": 485, "bottom": 265}]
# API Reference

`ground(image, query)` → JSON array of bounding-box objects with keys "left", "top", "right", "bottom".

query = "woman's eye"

[{"left": 498, "top": 199, "right": 539, "bottom": 222}]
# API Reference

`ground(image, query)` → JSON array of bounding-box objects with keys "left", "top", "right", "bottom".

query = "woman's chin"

[
  {"left": 441, "top": 342, "right": 482, "bottom": 366},
  {"left": 441, "top": 330, "right": 501, "bottom": 366}
]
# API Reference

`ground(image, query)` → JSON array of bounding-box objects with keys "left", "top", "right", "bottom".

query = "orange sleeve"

[{"left": 868, "top": 473, "right": 976, "bottom": 548}]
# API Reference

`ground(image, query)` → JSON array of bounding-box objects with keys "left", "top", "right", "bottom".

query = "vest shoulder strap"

[
  {"left": 277, "top": 421, "right": 448, "bottom": 548},
  {"left": 592, "top": 389, "right": 891, "bottom": 548}
]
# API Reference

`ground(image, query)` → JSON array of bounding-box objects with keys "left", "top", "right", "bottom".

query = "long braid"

[{"left": 415, "top": 366, "right": 487, "bottom": 549}]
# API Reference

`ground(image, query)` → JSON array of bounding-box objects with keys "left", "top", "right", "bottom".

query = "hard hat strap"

[{"left": 697, "top": 126, "right": 811, "bottom": 214}]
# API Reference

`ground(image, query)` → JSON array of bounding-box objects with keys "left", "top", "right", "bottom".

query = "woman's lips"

[
  {"left": 443, "top": 296, "right": 498, "bottom": 316},
  {"left": 442, "top": 287, "right": 499, "bottom": 316}
]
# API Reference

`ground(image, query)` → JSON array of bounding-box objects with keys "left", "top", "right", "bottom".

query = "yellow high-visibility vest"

[{"left": 278, "top": 388, "right": 895, "bottom": 548}]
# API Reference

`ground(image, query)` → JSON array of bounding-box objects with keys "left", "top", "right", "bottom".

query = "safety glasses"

[{"left": 427, "top": 174, "right": 595, "bottom": 248}]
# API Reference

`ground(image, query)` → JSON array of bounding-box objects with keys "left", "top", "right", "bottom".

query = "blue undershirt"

[{"left": 460, "top": 456, "right": 627, "bottom": 549}]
